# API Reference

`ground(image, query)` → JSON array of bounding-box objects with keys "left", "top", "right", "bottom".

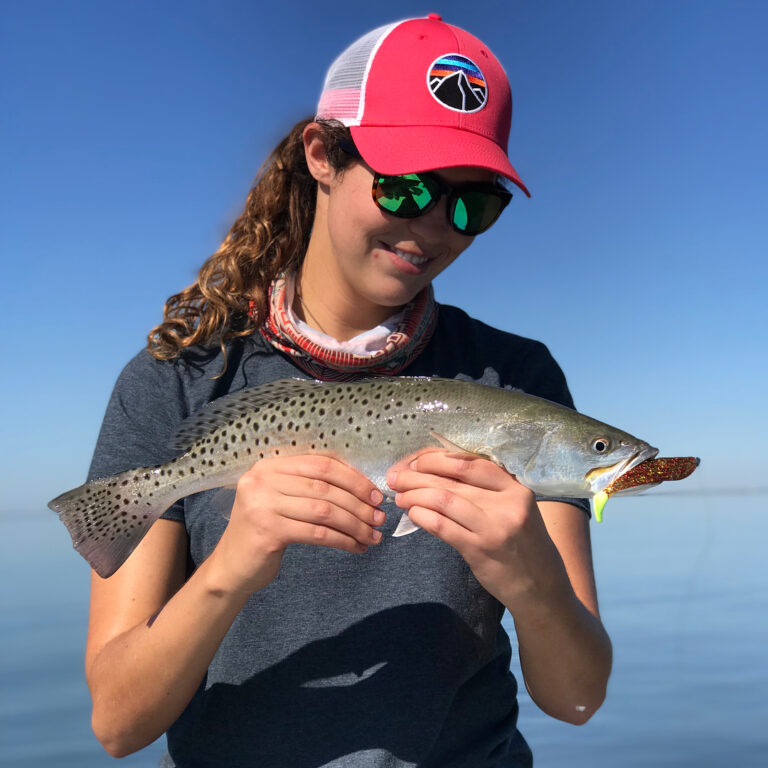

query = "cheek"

[{"left": 327, "top": 188, "right": 386, "bottom": 245}]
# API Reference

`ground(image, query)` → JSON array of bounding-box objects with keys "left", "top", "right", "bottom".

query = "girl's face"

[{"left": 303, "top": 128, "right": 495, "bottom": 326}]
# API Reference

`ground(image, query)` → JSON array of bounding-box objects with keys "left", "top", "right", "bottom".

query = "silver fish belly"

[{"left": 49, "top": 377, "right": 657, "bottom": 577}]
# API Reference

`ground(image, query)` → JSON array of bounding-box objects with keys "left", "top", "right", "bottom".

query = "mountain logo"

[{"left": 427, "top": 54, "right": 488, "bottom": 113}]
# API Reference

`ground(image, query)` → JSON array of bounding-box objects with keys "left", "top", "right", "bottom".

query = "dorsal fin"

[{"left": 169, "top": 378, "right": 327, "bottom": 450}]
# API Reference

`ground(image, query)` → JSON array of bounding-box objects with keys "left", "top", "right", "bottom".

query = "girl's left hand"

[{"left": 386, "top": 449, "right": 569, "bottom": 610}]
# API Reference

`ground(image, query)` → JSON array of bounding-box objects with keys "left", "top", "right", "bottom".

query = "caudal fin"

[{"left": 48, "top": 473, "right": 169, "bottom": 578}]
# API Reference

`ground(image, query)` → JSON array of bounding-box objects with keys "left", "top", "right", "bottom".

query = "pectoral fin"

[
  {"left": 428, "top": 430, "right": 504, "bottom": 467},
  {"left": 429, "top": 430, "right": 470, "bottom": 453}
]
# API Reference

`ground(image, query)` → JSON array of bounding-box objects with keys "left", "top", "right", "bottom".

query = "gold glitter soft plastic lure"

[{"left": 591, "top": 456, "right": 700, "bottom": 522}]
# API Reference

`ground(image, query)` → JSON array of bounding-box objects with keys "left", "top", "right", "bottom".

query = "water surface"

[{"left": 2, "top": 494, "right": 766, "bottom": 766}]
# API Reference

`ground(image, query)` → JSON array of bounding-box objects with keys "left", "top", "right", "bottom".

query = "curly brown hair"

[{"left": 146, "top": 118, "right": 354, "bottom": 362}]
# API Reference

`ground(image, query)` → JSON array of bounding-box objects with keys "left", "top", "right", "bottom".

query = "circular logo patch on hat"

[{"left": 427, "top": 54, "right": 487, "bottom": 113}]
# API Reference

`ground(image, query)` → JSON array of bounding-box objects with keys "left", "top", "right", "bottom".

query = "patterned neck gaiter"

[{"left": 255, "top": 273, "right": 438, "bottom": 381}]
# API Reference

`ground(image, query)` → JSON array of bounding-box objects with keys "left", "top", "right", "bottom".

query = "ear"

[{"left": 303, "top": 122, "right": 334, "bottom": 185}]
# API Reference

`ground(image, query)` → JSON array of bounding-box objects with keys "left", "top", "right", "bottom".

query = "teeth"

[{"left": 393, "top": 247, "right": 428, "bottom": 266}]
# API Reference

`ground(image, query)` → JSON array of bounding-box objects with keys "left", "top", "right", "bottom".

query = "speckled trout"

[{"left": 49, "top": 377, "right": 658, "bottom": 577}]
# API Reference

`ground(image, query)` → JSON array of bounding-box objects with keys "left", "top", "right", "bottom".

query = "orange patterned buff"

[{"left": 592, "top": 456, "right": 700, "bottom": 522}]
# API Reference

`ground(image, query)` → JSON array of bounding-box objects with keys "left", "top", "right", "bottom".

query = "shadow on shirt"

[{"left": 163, "top": 603, "right": 531, "bottom": 767}]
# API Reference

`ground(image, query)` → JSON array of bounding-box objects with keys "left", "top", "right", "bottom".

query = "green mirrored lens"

[
  {"left": 452, "top": 191, "right": 504, "bottom": 234},
  {"left": 375, "top": 174, "right": 436, "bottom": 216}
]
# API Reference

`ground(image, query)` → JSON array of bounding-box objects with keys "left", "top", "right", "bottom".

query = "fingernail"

[
  {"left": 372, "top": 529, "right": 382, "bottom": 543},
  {"left": 387, "top": 471, "right": 398, "bottom": 485},
  {"left": 409, "top": 459, "right": 418, "bottom": 470},
  {"left": 371, "top": 489, "right": 384, "bottom": 504},
  {"left": 373, "top": 509, "right": 386, "bottom": 524}
]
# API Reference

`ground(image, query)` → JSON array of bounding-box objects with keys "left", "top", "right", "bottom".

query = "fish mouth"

[{"left": 585, "top": 442, "right": 659, "bottom": 494}]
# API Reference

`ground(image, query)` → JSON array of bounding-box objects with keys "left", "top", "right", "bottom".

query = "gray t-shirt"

[{"left": 89, "top": 304, "right": 588, "bottom": 767}]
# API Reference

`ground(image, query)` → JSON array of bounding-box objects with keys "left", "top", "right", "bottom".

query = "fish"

[
  {"left": 591, "top": 456, "right": 700, "bottom": 522},
  {"left": 49, "top": 377, "right": 658, "bottom": 578}
]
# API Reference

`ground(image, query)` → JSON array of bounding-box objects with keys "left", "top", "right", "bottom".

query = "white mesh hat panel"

[{"left": 315, "top": 21, "right": 401, "bottom": 126}]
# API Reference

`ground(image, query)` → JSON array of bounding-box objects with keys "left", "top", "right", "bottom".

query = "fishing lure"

[{"left": 592, "top": 456, "right": 700, "bottom": 522}]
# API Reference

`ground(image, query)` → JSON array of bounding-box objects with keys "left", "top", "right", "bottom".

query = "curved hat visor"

[{"left": 350, "top": 124, "right": 530, "bottom": 197}]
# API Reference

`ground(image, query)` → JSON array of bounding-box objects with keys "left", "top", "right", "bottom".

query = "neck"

[{"left": 295, "top": 251, "right": 400, "bottom": 343}]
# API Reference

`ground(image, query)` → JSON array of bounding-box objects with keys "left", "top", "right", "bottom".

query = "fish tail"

[{"left": 48, "top": 469, "right": 173, "bottom": 579}]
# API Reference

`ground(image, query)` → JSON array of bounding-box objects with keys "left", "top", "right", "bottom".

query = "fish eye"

[{"left": 591, "top": 437, "right": 611, "bottom": 454}]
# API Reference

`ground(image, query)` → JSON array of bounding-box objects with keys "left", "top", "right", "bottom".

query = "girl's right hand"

[{"left": 209, "top": 455, "right": 385, "bottom": 596}]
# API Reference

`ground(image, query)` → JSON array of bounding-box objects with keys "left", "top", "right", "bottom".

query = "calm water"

[{"left": 2, "top": 494, "right": 767, "bottom": 767}]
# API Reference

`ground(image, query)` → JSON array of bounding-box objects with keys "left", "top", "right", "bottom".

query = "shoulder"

[{"left": 426, "top": 304, "right": 574, "bottom": 408}]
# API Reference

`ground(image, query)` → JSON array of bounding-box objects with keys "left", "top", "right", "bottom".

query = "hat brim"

[{"left": 350, "top": 125, "right": 530, "bottom": 197}]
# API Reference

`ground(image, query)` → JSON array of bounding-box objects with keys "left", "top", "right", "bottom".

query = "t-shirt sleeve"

[{"left": 87, "top": 350, "right": 189, "bottom": 522}]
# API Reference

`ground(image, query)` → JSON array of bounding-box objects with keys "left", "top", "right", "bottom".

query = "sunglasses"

[{"left": 339, "top": 141, "right": 512, "bottom": 236}]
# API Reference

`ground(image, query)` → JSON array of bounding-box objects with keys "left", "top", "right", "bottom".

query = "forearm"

[
  {"left": 88, "top": 548, "right": 250, "bottom": 757},
  {"left": 510, "top": 569, "right": 612, "bottom": 724}
]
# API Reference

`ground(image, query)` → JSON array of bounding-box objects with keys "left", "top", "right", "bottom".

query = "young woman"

[{"left": 84, "top": 16, "right": 611, "bottom": 767}]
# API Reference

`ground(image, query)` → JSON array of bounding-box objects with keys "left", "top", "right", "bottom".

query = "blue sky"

[{"left": 2, "top": 0, "right": 766, "bottom": 513}]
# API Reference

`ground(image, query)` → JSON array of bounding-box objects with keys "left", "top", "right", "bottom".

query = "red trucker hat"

[{"left": 315, "top": 14, "right": 529, "bottom": 196}]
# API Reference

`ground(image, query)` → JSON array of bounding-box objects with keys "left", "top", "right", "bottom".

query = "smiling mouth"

[{"left": 383, "top": 243, "right": 430, "bottom": 266}]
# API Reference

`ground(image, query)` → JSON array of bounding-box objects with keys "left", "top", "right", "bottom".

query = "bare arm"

[
  {"left": 86, "top": 519, "right": 252, "bottom": 757},
  {"left": 86, "top": 455, "right": 385, "bottom": 757},
  {"left": 388, "top": 452, "right": 611, "bottom": 724},
  {"left": 511, "top": 500, "right": 611, "bottom": 724}
]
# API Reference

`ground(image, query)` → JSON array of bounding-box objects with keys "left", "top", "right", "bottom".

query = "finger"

[
  {"left": 263, "top": 455, "right": 384, "bottom": 506},
  {"left": 394, "top": 487, "right": 481, "bottom": 533},
  {"left": 271, "top": 474, "right": 384, "bottom": 527},
  {"left": 278, "top": 495, "right": 384, "bottom": 547},
  {"left": 387, "top": 447, "right": 452, "bottom": 475},
  {"left": 403, "top": 451, "right": 514, "bottom": 492},
  {"left": 387, "top": 466, "right": 465, "bottom": 493},
  {"left": 278, "top": 516, "right": 375, "bottom": 554},
  {"left": 406, "top": 504, "right": 476, "bottom": 550}
]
